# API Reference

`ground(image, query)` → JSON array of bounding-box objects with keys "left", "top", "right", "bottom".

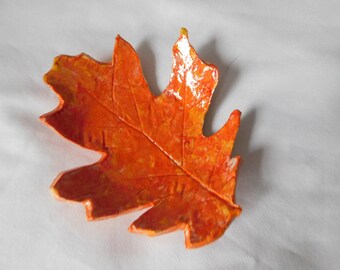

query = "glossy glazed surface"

[{"left": 41, "top": 28, "right": 242, "bottom": 248}]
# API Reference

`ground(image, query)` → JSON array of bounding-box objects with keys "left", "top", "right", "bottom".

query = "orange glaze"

[{"left": 41, "top": 28, "right": 242, "bottom": 248}]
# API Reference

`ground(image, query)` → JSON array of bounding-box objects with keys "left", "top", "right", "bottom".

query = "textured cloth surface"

[{"left": 0, "top": 1, "right": 339, "bottom": 269}]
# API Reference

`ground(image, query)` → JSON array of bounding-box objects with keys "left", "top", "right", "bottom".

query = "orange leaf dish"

[{"left": 41, "top": 28, "right": 242, "bottom": 248}]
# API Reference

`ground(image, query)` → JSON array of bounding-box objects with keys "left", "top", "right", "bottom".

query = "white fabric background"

[{"left": 1, "top": 0, "right": 339, "bottom": 269}]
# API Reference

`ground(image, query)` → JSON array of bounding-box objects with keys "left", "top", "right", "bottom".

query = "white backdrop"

[{"left": 1, "top": 1, "right": 339, "bottom": 269}]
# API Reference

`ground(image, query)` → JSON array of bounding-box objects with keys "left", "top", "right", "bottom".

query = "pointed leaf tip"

[{"left": 180, "top": 27, "right": 188, "bottom": 38}]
